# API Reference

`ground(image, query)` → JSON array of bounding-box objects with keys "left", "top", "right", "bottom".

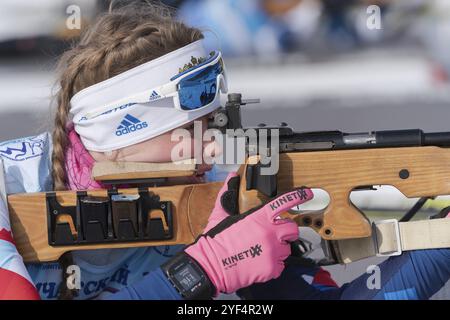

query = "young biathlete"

[{"left": 0, "top": 3, "right": 448, "bottom": 300}]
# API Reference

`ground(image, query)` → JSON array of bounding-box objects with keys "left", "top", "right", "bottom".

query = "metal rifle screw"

[
  {"left": 53, "top": 210, "right": 58, "bottom": 215},
  {"left": 324, "top": 228, "right": 333, "bottom": 236},
  {"left": 399, "top": 169, "right": 410, "bottom": 179},
  {"left": 161, "top": 204, "right": 166, "bottom": 209}
]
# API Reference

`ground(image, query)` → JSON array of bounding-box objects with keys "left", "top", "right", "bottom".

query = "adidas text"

[{"left": 116, "top": 114, "right": 148, "bottom": 136}]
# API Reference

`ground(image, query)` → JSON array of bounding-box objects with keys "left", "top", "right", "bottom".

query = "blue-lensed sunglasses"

[
  {"left": 169, "top": 51, "right": 227, "bottom": 111},
  {"left": 80, "top": 51, "right": 228, "bottom": 121}
]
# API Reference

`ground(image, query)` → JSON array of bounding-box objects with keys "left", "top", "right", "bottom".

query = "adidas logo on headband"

[
  {"left": 115, "top": 114, "right": 148, "bottom": 136},
  {"left": 149, "top": 90, "right": 161, "bottom": 101}
]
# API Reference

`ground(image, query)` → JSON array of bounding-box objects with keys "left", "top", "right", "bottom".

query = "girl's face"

[{"left": 88, "top": 115, "right": 217, "bottom": 174}]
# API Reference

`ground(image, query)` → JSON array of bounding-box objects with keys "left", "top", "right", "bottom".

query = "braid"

[
  {"left": 51, "top": 102, "right": 69, "bottom": 191},
  {"left": 52, "top": 52, "right": 82, "bottom": 191}
]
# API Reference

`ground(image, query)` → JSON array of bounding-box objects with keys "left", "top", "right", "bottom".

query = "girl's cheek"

[{"left": 115, "top": 117, "right": 222, "bottom": 165}]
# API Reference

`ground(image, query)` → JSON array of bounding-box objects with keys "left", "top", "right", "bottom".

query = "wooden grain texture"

[
  {"left": 92, "top": 161, "right": 196, "bottom": 181},
  {"left": 239, "top": 146, "right": 450, "bottom": 240}
]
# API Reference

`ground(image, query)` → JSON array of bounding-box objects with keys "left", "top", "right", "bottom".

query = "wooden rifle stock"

[
  {"left": 240, "top": 146, "right": 450, "bottom": 239},
  {"left": 8, "top": 182, "right": 223, "bottom": 262},
  {"left": 8, "top": 146, "right": 450, "bottom": 262}
]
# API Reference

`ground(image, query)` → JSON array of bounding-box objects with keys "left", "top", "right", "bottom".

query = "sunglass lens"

[{"left": 178, "top": 63, "right": 222, "bottom": 111}]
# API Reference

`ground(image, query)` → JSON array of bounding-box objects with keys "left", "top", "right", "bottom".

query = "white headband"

[{"left": 70, "top": 40, "right": 222, "bottom": 152}]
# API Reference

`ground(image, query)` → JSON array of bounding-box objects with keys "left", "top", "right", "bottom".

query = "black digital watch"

[{"left": 161, "top": 252, "right": 216, "bottom": 300}]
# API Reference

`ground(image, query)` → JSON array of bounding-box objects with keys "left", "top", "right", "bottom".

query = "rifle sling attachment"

[{"left": 331, "top": 218, "right": 450, "bottom": 264}]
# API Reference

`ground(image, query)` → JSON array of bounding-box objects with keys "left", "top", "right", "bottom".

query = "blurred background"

[{"left": 1, "top": 0, "right": 449, "bottom": 298}]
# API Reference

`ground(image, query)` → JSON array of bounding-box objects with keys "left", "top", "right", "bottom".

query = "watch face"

[{"left": 174, "top": 264, "right": 202, "bottom": 290}]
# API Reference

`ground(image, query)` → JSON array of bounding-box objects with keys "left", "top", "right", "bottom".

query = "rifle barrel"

[
  {"left": 423, "top": 132, "right": 450, "bottom": 146},
  {"left": 278, "top": 129, "right": 450, "bottom": 152}
]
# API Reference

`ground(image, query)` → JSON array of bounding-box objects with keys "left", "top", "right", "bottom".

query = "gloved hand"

[{"left": 184, "top": 172, "right": 314, "bottom": 295}]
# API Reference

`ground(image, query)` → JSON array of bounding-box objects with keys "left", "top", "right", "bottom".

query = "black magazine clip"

[
  {"left": 79, "top": 194, "right": 109, "bottom": 242},
  {"left": 110, "top": 193, "right": 140, "bottom": 240}
]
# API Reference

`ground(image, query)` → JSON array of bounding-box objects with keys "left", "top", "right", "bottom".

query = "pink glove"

[
  {"left": 185, "top": 172, "right": 314, "bottom": 294},
  {"left": 203, "top": 172, "right": 241, "bottom": 233}
]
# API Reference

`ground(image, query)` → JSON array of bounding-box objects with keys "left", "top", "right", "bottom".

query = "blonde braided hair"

[{"left": 52, "top": 2, "right": 204, "bottom": 190}]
